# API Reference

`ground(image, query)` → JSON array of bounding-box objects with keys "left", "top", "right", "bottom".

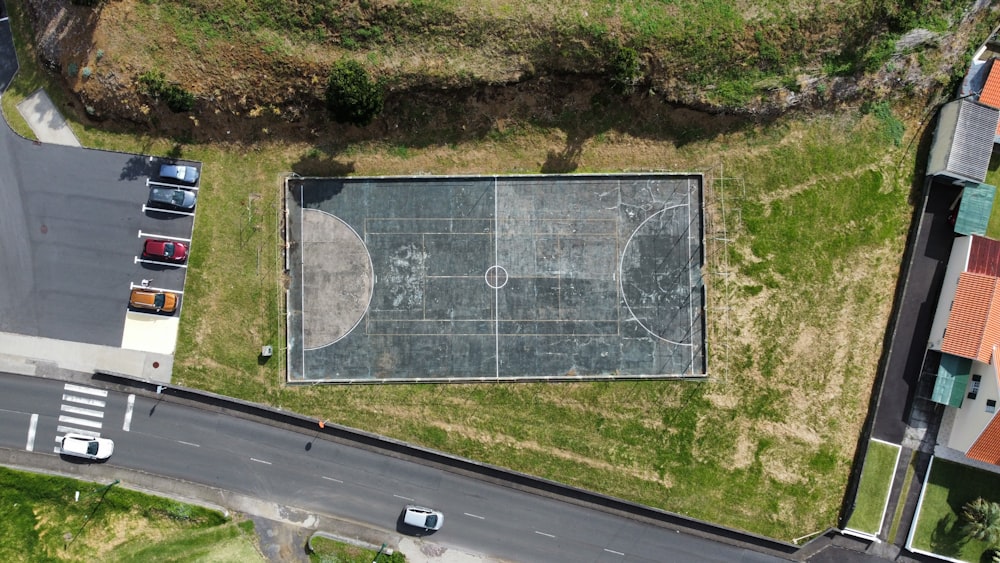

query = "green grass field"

[
  {"left": 911, "top": 458, "right": 1000, "bottom": 562},
  {"left": 0, "top": 466, "right": 260, "bottom": 562},
  {"left": 846, "top": 440, "right": 900, "bottom": 535}
]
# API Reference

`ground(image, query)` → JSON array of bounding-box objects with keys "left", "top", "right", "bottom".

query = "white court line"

[
  {"left": 534, "top": 531, "right": 555, "bottom": 538},
  {"left": 687, "top": 179, "right": 695, "bottom": 374},
  {"left": 61, "top": 404, "right": 104, "bottom": 418},
  {"left": 58, "top": 415, "right": 102, "bottom": 429},
  {"left": 56, "top": 426, "right": 100, "bottom": 437},
  {"left": 26, "top": 414, "right": 38, "bottom": 451},
  {"left": 464, "top": 512, "right": 485, "bottom": 520},
  {"left": 138, "top": 230, "right": 192, "bottom": 242},
  {"left": 250, "top": 457, "right": 272, "bottom": 465},
  {"left": 123, "top": 394, "right": 135, "bottom": 431},
  {"left": 62, "top": 394, "right": 105, "bottom": 407},
  {"left": 322, "top": 476, "right": 343, "bottom": 483},
  {"left": 64, "top": 384, "right": 108, "bottom": 397},
  {"left": 493, "top": 176, "right": 500, "bottom": 379}
]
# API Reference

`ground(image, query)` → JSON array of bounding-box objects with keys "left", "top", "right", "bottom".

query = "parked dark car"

[
  {"left": 148, "top": 187, "right": 196, "bottom": 212},
  {"left": 142, "top": 239, "right": 189, "bottom": 263},
  {"left": 159, "top": 164, "right": 200, "bottom": 185}
]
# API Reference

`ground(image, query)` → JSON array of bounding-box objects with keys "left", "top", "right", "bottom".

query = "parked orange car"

[{"left": 129, "top": 288, "right": 178, "bottom": 313}]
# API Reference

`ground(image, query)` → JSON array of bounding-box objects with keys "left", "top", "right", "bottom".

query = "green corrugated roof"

[
  {"left": 955, "top": 182, "right": 997, "bottom": 236},
  {"left": 932, "top": 353, "right": 972, "bottom": 407}
]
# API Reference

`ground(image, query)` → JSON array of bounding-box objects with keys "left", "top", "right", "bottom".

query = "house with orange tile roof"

[{"left": 927, "top": 234, "right": 1000, "bottom": 471}]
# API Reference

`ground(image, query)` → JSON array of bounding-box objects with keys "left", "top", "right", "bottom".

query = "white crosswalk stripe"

[
  {"left": 61, "top": 404, "right": 104, "bottom": 418},
  {"left": 63, "top": 383, "right": 108, "bottom": 397},
  {"left": 56, "top": 426, "right": 100, "bottom": 438},
  {"left": 58, "top": 415, "right": 102, "bottom": 429},
  {"left": 62, "top": 394, "right": 106, "bottom": 408}
]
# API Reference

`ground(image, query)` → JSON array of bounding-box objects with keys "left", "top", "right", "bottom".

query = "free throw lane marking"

[
  {"left": 63, "top": 384, "right": 107, "bottom": 397},
  {"left": 123, "top": 394, "right": 135, "bottom": 431},
  {"left": 26, "top": 414, "right": 38, "bottom": 451}
]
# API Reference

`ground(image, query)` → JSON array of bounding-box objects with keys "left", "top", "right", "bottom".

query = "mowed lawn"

[
  {"left": 846, "top": 440, "right": 900, "bottom": 535},
  {"left": 0, "top": 1, "right": 926, "bottom": 540}
]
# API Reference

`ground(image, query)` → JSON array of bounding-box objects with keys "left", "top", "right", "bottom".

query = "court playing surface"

[{"left": 286, "top": 174, "right": 705, "bottom": 382}]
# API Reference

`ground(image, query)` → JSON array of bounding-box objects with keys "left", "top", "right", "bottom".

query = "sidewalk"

[{"left": 15, "top": 88, "right": 80, "bottom": 146}]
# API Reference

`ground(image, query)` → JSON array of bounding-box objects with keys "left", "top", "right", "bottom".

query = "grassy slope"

[
  {"left": 0, "top": 466, "right": 259, "bottom": 562},
  {"left": 4, "top": 0, "right": 992, "bottom": 543}
]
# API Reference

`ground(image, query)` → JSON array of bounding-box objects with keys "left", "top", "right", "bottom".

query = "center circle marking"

[{"left": 485, "top": 265, "right": 508, "bottom": 289}]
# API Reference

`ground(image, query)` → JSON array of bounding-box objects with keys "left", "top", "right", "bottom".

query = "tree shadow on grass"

[{"left": 929, "top": 513, "right": 966, "bottom": 559}]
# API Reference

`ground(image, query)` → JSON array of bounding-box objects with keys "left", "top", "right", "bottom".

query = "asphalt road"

[{"left": 0, "top": 372, "right": 790, "bottom": 562}]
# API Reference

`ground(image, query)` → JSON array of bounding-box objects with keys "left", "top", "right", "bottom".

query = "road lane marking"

[
  {"left": 250, "top": 457, "right": 272, "bottom": 465},
  {"left": 56, "top": 426, "right": 100, "bottom": 437},
  {"left": 61, "top": 404, "right": 104, "bottom": 418},
  {"left": 26, "top": 414, "right": 38, "bottom": 451},
  {"left": 321, "top": 476, "right": 343, "bottom": 483},
  {"left": 58, "top": 415, "right": 102, "bottom": 429},
  {"left": 123, "top": 394, "right": 135, "bottom": 431},
  {"left": 534, "top": 531, "right": 555, "bottom": 538},
  {"left": 604, "top": 549, "right": 625, "bottom": 556},
  {"left": 62, "top": 394, "right": 106, "bottom": 407},
  {"left": 463, "top": 513, "right": 485, "bottom": 520},
  {"left": 393, "top": 495, "right": 415, "bottom": 501},
  {"left": 64, "top": 384, "right": 108, "bottom": 397},
  {"left": 177, "top": 440, "right": 200, "bottom": 447}
]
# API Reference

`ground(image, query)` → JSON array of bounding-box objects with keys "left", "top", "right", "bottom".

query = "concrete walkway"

[
  {"left": 0, "top": 331, "right": 173, "bottom": 383},
  {"left": 15, "top": 88, "right": 80, "bottom": 146}
]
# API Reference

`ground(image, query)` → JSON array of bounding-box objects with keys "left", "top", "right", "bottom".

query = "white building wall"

[
  {"left": 945, "top": 358, "right": 1000, "bottom": 453},
  {"left": 928, "top": 235, "right": 973, "bottom": 351}
]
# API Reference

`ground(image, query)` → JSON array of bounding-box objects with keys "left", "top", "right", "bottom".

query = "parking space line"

[
  {"left": 147, "top": 178, "right": 199, "bottom": 191},
  {"left": 123, "top": 394, "right": 135, "bottom": 431},
  {"left": 138, "top": 230, "right": 192, "bottom": 242},
  {"left": 64, "top": 384, "right": 108, "bottom": 397},
  {"left": 142, "top": 205, "right": 195, "bottom": 217},
  {"left": 129, "top": 282, "right": 184, "bottom": 294},
  {"left": 135, "top": 256, "right": 188, "bottom": 268},
  {"left": 61, "top": 404, "right": 104, "bottom": 418},
  {"left": 26, "top": 413, "right": 38, "bottom": 451}
]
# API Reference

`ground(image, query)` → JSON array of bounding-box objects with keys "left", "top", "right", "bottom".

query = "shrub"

[
  {"left": 82, "top": 67, "right": 93, "bottom": 79},
  {"left": 324, "top": 59, "right": 384, "bottom": 127},
  {"left": 608, "top": 43, "right": 642, "bottom": 95},
  {"left": 139, "top": 70, "right": 195, "bottom": 112}
]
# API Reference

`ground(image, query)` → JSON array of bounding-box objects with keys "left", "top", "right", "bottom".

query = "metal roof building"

[{"left": 927, "top": 99, "right": 1000, "bottom": 185}]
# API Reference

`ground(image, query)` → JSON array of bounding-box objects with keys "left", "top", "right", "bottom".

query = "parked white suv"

[{"left": 59, "top": 434, "right": 114, "bottom": 460}]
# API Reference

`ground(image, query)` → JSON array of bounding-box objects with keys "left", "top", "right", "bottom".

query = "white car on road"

[
  {"left": 59, "top": 434, "right": 114, "bottom": 460},
  {"left": 403, "top": 505, "right": 444, "bottom": 531}
]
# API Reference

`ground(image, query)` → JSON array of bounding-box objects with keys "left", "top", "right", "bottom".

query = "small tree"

[
  {"left": 961, "top": 497, "right": 1000, "bottom": 545},
  {"left": 325, "top": 60, "right": 383, "bottom": 127}
]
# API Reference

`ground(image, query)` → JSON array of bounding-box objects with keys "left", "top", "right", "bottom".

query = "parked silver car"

[{"left": 159, "top": 164, "right": 200, "bottom": 185}]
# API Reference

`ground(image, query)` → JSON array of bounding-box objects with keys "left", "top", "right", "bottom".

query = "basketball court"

[{"left": 285, "top": 174, "right": 705, "bottom": 383}]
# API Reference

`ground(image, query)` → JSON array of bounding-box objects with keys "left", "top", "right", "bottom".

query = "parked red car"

[{"left": 142, "top": 239, "right": 189, "bottom": 263}]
